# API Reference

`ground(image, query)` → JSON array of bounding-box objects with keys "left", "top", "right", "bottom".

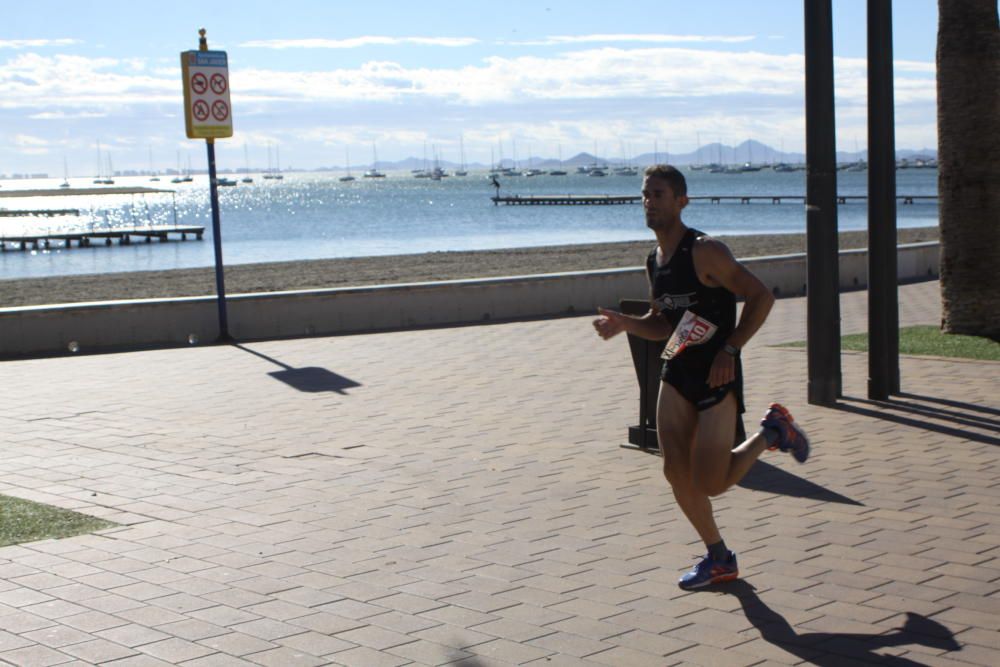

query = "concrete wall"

[{"left": 0, "top": 242, "right": 940, "bottom": 358}]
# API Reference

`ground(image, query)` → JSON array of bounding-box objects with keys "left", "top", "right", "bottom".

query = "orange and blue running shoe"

[
  {"left": 761, "top": 403, "right": 811, "bottom": 463},
  {"left": 678, "top": 551, "right": 739, "bottom": 590}
]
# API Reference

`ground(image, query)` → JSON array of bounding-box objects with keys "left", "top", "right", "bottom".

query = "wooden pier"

[
  {"left": 1, "top": 226, "right": 205, "bottom": 251},
  {"left": 491, "top": 194, "right": 640, "bottom": 206},
  {"left": 0, "top": 186, "right": 176, "bottom": 199},
  {"left": 0, "top": 208, "right": 80, "bottom": 217},
  {"left": 0, "top": 186, "right": 204, "bottom": 251},
  {"left": 491, "top": 194, "right": 938, "bottom": 206}
]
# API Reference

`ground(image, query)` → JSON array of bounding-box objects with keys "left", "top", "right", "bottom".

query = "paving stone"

[
  {"left": 384, "top": 637, "right": 472, "bottom": 665},
  {"left": 101, "top": 655, "right": 177, "bottom": 667},
  {"left": 134, "top": 637, "right": 216, "bottom": 663},
  {"left": 333, "top": 624, "right": 415, "bottom": 651},
  {"left": 0, "top": 643, "right": 76, "bottom": 666},
  {"left": 668, "top": 642, "right": 763, "bottom": 666},
  {"left": 0, "top": 281, "right": 995, "bottom": 666},
  {"left": 241, "top": 645, "right": 328, "bottom": 666},
  {"left": 196, "top": 631, "right": 277, "bottom": 657},
  {"left": 586, "top": 644, "right": 681, "bottom": 666},
  {"left": 179, "top": 654, "right": 256, "bottom": 667},
  {"left": 95, "top": 623, "right": 171, "bottom": 648},
  {"left": 527, "top": 630, "right": 614, "bottom": 658},
  {"left": 0, "top": 629, "right": 34, "bottom": 652},
  {"left": 324, "top": 645, "right": 410, "bottom": 667},
  {"left": 227, "top": 617, "right": 308, "bottom": 642},
  {"left": 59, "top": 637, "right": 138, "bottom": 663},
  {"left": 0, "top": 611, "right": 58, "bottom": 634}
]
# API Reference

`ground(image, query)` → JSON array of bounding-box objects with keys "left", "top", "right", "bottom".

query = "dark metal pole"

[
  {"left": 804, "top": 0, "right": 842, "bottom": 406},
  {"left": 867, "top": 0, "right": 899, "bottom": 398},
  {"left": 206, "top": 138, "right": 230, "bottom": 341}
]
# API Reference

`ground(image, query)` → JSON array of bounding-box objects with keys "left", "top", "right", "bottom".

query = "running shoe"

[
  {"left": 678, "top": 551, "right": 739, "bottom": 590},
  {"left": 761, "top": 403, "right": 811, "bottom": 463}
]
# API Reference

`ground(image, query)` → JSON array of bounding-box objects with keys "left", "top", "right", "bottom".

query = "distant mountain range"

[{"left": 311, "top": 140, "right": 937, "bottom": 172}]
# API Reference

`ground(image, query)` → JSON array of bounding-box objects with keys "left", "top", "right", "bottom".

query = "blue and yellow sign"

[{"left": 181, "top": 50, "right": 233, "bottom": 139}]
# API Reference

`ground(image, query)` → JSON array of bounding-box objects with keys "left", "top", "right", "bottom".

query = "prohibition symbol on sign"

[
  {"left": 210, "top": 73, "right": 227, "bottom": 95},
  {"left": 191, "top": 72, "right": 208, "bottom": 95},
  {"left": 211, "top": 100, "right": 230, "bottom": 122},
  {"left": 193, "top": 99, "right": 210, "bottom": 121}
]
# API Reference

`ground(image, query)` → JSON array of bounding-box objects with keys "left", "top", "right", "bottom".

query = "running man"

[{"left": 593, "top": 164, "right": 810, "bottom": 589}]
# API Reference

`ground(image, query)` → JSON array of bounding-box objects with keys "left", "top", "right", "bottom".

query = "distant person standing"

[{"left": 593, "top": 165, "right": 810, "bottom": 589}]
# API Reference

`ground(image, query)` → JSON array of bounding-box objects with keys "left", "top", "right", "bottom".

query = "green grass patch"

[
  {"left": 0, "top": 495, "right": 117, "bottom": 547},
  {"left": 779, "top": 325, "right": 1000, "bottom": 361}
]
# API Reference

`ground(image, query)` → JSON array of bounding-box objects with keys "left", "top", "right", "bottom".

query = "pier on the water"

[
  {"left": 0, "top": 186, "right": 205, "bottom": 251},
  {"left": 0, "top": 186, "right": 174, "bottom": 199},
  {"left": 1, "top": 226, "right": 205, "bottom": 251},
  {"left": 491, "top": 194, "right": 937, "bottom": 206}
]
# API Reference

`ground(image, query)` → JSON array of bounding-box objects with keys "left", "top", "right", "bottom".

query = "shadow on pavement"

[
  {"left": 626, "top": 435, "right": 862, "bottom": 505},
  {"left": 738, "top": 459, "right": 863, "bottom": 506},
  {"left": 708, "top": 580, "right": 961, "bottom": 666},
  {"left": 233, "top": 344, "right": 362, "bottom": 394},
  {"left": 895, "top": 391, "right": 1000, "bottom": 421},
  {"left": 835, "top": 395, "right": 1000, "bottom": 447}
]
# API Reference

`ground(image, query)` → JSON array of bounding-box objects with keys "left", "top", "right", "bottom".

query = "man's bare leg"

[
  {"left": 691, "top": 393, "right": 772, "bottom": 497},
  {"left": 656, "top": 382, "right": 721, "bottom": 546}
]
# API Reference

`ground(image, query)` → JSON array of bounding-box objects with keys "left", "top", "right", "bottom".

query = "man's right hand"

[{"left": 593, "top": 307, "right": 627, "bottom": 340}]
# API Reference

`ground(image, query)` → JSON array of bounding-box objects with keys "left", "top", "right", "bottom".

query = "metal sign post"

[{"left": 181, "top": 29, "right": 233, "bottom": 341}]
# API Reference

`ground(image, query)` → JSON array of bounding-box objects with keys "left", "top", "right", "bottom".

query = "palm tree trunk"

[{"left": 937, "top": 1, "right": 1000, "bottom": 339}]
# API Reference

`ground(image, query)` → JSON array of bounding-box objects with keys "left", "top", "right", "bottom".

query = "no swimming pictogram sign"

[
  {"left": 181, "top": 49, "right": 233, "bottom": 139},
  {"left": 211, "top": 100, "right": 229, "bottom": 121}
]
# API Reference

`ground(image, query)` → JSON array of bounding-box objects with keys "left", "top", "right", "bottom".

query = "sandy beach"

[{"left": 1, "top": 227, "right": 938, "bottom": 308}]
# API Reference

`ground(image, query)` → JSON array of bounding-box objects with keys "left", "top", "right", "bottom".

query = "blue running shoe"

[
  {"left": 761, "top": 403, "right": 811, "bottom": 463},
  {"left": 678, "top": 551, "right": 739, "bottom": 590}
]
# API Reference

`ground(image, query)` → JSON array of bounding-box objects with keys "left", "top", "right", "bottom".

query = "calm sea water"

[{"left": 0, "top": 168, "right": 939, "bottom": 280}]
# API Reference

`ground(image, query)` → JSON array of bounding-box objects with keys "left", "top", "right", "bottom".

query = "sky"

[{"left": 1, "top": 0, "right": 940, "bottom": 176}]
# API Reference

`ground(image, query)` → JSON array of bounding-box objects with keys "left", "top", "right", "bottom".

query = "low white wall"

[{"left": 0, "top": 242, "right": 939, "bottom": 358}]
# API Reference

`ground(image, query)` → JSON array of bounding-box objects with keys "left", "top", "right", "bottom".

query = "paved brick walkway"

[{"left": 0, "top": 280, "right": 997, "bottom": 666}]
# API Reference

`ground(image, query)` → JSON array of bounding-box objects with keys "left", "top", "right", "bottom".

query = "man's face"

[{"left": 642, "top": 176, "right": 687, "bottom": 230}]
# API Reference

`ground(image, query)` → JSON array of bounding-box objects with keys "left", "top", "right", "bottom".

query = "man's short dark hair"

[{"left": 644, "top": 164, "right": 687, "bottom": 198}]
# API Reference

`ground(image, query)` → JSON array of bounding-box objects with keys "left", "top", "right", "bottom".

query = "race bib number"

[{"left": 661, "top": 311, "right": 718, "bottom": 360}]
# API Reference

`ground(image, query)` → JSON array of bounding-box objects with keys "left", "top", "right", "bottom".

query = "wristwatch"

[{"left": 722, "top": 343, "right": 740, "bottom": 356}]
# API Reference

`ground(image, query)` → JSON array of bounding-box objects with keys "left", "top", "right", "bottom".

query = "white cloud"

[
  {"left": 895, "top": 60, "right": 936, "bottom": 74},
  {"left": 295, "top": 126, "right": 429, "bottom": 147},
  {"left": 0, "top": 43, "right": 937, "bottom": 167},
  {"left": 224, "top": 47, "right": 808, "bottom": 106},
  {"left": 241, "top": 36, "right": 479, "bottom": 49},
  {"left": 13, "top": 134, "right": 48, "bottom": 146},
  {"left": 11, "top": 133, "right": 51, "bottom": 154},
  {"left": 832, "top": 56, "right": 936, "bottom": 105},
  {"left": 0, "top": 53, "right": 177, "bottom": 110},
  {"left": 28, "top": 110, "right": 108, "bottom": 120},
  {"left": 1, "top": 45, "right": 936, "bottom": 113},
  {"left": 505, "top": 34, "right": 756, "bottom": 46},
  {"left": 0, "top": 38, "right": 80, "bottom": 49}
]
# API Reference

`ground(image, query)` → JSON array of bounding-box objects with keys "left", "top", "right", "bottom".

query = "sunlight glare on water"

[{"left": 0, "top": 168, "right": 939, "bottom": 279}]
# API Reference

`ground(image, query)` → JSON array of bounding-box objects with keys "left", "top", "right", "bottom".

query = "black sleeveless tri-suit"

[{"left": 646, "top": 227, "right": 745, "bottom": 413}]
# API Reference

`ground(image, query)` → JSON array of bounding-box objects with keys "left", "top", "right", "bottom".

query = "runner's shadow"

[
  {"left": 834, "top": 395, "right": 1000, "bottom": 447},
  {"left": 706, "top": 580, "right": 960, "bottom": 665},
  {"left": 233, "top": 344, "right": 362, "bottom": 394},
  {"left": 737, "top": 459, "right": 863, "bottom": 506}
]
